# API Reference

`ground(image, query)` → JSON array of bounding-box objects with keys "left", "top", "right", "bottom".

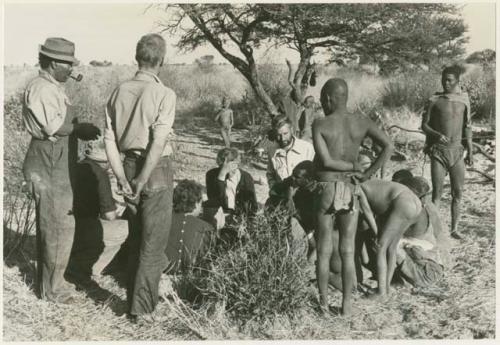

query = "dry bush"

[{"left": 179, "top": 207, "right": 310, "bottom": 328}]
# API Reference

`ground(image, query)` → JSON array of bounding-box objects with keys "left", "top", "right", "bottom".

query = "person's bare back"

[{"left": 313, "top": 112, "right": 372, "bottom": 182}]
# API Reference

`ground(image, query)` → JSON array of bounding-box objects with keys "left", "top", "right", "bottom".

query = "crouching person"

[
  {"left": 395, "top": 176, "right": 451, "bottom": 288},
  {"left": 67, "top": 137, "right": 128, "bottom": 282}
]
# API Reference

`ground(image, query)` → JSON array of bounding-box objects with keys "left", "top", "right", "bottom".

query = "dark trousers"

[
  {"left": 123, "top": 155, "right": 173, "bottom": 316},
  {"left": 23, "top": 137, "right": 75, "bottom": 301}
]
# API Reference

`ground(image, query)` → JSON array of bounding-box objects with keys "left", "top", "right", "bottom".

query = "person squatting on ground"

[
  {"left": 214, "top": 96, "right": 234, "bottom": 148},
  {"left": 104, "top": 34, "right": 176, "bottom": 322},
  {"left": 395, "top": 175, "right": 451, "bottom": 287},
  {"left": 22, "top": 37, "right": 100, "bottom": 304},
  {"left": 266, "top": 114, "right": 315, "bottom": 193},
  {"left": 312, "top": 78, "right": 393, "bottom": 316},
  {"left": 421, "top": 64, "right": 473, "bottom": 240},
  {"left": 266, "top": 161, "right": 318, "bottom": 263},
  {"left": 67, "top": 136, "right": 128, "bottom": 282},
  {"left": 205, "top": 148, "right": 258, "bottom": 216}
]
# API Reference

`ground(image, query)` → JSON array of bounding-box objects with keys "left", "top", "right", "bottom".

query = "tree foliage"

[{"left": 158, "top": 3, "right": 467, "bottom": 116}]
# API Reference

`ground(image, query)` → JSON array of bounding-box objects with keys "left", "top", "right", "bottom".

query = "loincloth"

[
  {"left": 310, "top": 174, "right": 360, "bottom": 214},
  {"left": 426, "top": 143, "right": 464, "bottom": 169}
]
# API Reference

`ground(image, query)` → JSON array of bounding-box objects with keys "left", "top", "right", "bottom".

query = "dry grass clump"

[{"left": 179, "top": 207, "right": 310, "bottom": 330}]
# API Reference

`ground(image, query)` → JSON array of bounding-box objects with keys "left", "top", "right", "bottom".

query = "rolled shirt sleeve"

[
  {"left": 103, "top": 96, "right": 117, "bottom": 143},
  {"left": 151, "top": 89, "right": 176, "bottom": 138},
  {"left": 24, "top": 83, "right": 66, "bottom": 137}
]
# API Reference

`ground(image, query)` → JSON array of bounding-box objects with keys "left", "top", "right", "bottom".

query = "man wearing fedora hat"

[
  {"left": 22, "top": 37, "right": 100, "bottom": 304},
  {"left": 104, "top": 33, "right": 176, "bottom": 322}
]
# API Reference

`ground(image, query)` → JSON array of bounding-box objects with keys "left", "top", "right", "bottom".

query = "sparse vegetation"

[{"left": 3, "top": 62, "right": 495, "bottom": 340}]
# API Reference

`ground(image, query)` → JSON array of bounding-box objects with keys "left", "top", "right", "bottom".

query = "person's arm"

[
  {"left": 312, "top": 120, "right": 358, "bottom": 172},
  {"left": 214, "top": 110, "right": 221, "bottom": 123},
  {"left": 130, "top": 90, "right": 176, "bottom": 199},
  {"left": 104, "top": 99, "right": 132, "bottom": 196},
  {"left": 358, "top": 187, "right": 378, "bottom": 235},
  {"left": 361, "top": 118, "right": 394, "bottom": 181},
  {"left": 463, "top": 98, "right": 474, "bottom": 166},
  {"left": 27, "top": 86, "right": 99, "bottom": 139},
  {"left": 91, "top": 163, "right": 118, "bottom": 221},
  {"left": 421, "top": 100, "right": 448, "bottom": 143},
  {"left": 266, "top": 150, "right": 279, "bottom": 191},
  {"left": 229, "top": 110, "right": 234, "bottom": 128}
]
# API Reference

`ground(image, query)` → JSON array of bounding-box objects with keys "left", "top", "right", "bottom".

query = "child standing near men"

[{"left": 215, "top": 97, "right": 234, "bottom": 147}]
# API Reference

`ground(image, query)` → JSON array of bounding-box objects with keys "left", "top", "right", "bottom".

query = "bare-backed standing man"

[
  {"left": 312, "top": 78, "right": 393, "bottom": 316},
  {"left": 104, "top": 34, "right": 176, "bottom": 323},
  {"left": 421, "top": 65, "right": 473, "bottom": 240}
]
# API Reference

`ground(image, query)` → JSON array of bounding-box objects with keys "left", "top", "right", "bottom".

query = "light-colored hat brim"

[{"left": 39, "top": 45, "right": 79, "bottom": 65}]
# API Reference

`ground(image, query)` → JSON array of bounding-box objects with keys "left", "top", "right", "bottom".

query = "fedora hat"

[{"left": 39, "top": 37, "right": 79, "bottom": 65}]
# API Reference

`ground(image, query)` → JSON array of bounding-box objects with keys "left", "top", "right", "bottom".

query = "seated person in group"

[
  {"left": 266, "top": 160, "right": 318, "bottom": 262},
  {"left": 68, "top": 136, "right": 129, "bottom": 281},
  {"left": 205, "top": 148, "right": 258, "bottom": 216},
  {"left": 164, "top": 180, "right": 216, "bottom": 274}
]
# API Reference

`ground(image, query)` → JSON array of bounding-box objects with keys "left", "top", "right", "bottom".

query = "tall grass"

[{"left": 180, "top": 207, "right": 310, "bottom": 327}]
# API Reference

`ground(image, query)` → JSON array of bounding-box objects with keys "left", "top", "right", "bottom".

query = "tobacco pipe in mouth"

[{"left": 70, "top": 73, "right": 83, "bottom": 82}]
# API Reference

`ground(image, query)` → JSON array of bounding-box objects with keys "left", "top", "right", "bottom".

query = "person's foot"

[
  {"left": 48, "top": 294, "right": 76, "bottom": 305},
  {"left": 133, "top": 313, "right": 156, "bottom": 325},
  {"left": 450, "top": 230, "right": 463, "bottom": 240}
]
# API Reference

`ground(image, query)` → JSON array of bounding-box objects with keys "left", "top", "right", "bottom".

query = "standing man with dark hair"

[
  {"left": 312, "top": 78, "right": 393, "bottom": 316},
  {"left": 22, "top": 37, "right": 100, "bottom": 304},
  {"left": 104, "top": 33, "right": 176, "bottom": 323},
  {"left": 421, "top": 64, "right": 473, "bottom": 240}
]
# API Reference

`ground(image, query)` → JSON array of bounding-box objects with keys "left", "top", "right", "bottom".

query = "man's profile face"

[
  {"left": 276, "top": 124, "right": 293, "bottom": 148},
  {"left": 441, "top": 73, "right": 459, "bottom": 93},
  {"left": 53, "top": 61, "right": 73, "bottom": 83}
]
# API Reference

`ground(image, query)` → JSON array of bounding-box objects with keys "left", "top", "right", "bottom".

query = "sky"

[{"left": 3, "top": 1, "right": 497, "bottom": 66}]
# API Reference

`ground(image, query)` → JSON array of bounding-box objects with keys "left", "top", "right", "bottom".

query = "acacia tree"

[{"left": 159, "top": 3, "right": 466, "bottom": 117}]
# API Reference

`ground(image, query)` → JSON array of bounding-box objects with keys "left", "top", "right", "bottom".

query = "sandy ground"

[{"left": 3, "top": 122, "right": 496, "bottom": 340}]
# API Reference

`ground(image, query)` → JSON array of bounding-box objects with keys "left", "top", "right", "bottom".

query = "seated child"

[{"left": 68, "top": 136, "right": 129, "bottom": 280}]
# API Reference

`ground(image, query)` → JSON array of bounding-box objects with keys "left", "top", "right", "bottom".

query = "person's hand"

[
  {"left": 352, "top": 161, "right": 364, "bottom": 172},
  {"left": 464, "top": 151, "right": 474, "bottom": 167},
  {"left": 74, "top": 123, "right": 101, "bottom": 140},
  {"left": 117, "top": 177, "right": 133, "bottom": 198},
  {"left": 437, "top": 133, "right": 450, "bottom": 145},
  {"left": 218, "top": 158, "right": 238, "bottom": 179},
  {"left": 213, "top": 207, "right": 226, "bottom": 230},
  {"left": 349, "top": 171, "right": 368, "bottom": 184},
  {"left": 130, "top": 177, "right": 147, "bottom": 200}
]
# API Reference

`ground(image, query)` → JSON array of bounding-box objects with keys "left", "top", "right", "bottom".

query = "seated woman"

[
  {"left": 164, "top": 180, "right": 216, "bottom": 274},
  {"left": 205, "top": 148, "right": 258, "bottom": 216}
]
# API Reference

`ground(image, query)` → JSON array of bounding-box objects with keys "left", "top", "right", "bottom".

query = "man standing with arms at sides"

[
  {"left": 104, "top": 34, "right": 176, "bottom": 323},
  {"left": 312, "top": 78, "right": 393, "bottom": 316},
  {"left": 421, "top": 65, "right": 473, "bottom": 240},
  {"left": 23, "top": 37, "right": 100, "bottom": 304}
]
